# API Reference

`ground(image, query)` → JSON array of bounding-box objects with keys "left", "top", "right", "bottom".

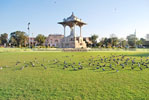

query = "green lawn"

[{"left": 0, "top": 51, "right": 149, "bottom": 100}]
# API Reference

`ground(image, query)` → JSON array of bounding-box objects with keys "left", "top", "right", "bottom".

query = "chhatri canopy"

[{"left": 58, "top": 12, "right": 86, "bottom": 27}]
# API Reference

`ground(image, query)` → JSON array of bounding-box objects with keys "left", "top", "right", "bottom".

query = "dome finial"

[{"left": 72, "top": 12, "right": 74, "bottom": 16}]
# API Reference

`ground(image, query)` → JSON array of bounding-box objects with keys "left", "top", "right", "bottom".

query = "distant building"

[
  {"left": 29, "top": 37, "right": 36, "bottom": 44},
  {"left": 143, "top": 41, "right": 149, "bottom": 48},
  {"left": 28, "top": 37, "right": 38, "bottom": 47},
  {"left": 45, "top": 34, "right": 64, "bottom": 47},
  {"left": 146, "top": 34, "right": 149, "bottom": 41},
  {"left": 143, "top": 34, "right": 149, "bottom": 48}
]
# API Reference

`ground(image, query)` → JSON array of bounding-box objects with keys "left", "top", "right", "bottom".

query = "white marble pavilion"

[{"left": 58, "top": 13, "right": 87, "bottom": 48}]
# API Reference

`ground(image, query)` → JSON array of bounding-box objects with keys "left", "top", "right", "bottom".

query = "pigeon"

[
  {"left": 25, "top": 64, "right": 28, "bottom": 67},
  {"left": 64, "top": 61, "right": 66, "bottom": 64},
  {"left": 64, "top": 65, "right": 68, "bottom": 68},
  {"left": 111, "top": 68, "right": 115, "bottom": 70},
  {"left": 78, "top": 62, "right": 81, "bottom": 65},
  {"left": 140, "top": 67, "right": 143, "bottom": 70},
  {"left": 102, "top": 68, "right": 105, "bottom": 71},
  {"left": 138, "top": 63, "right": 140, "bottom": 67},
  {"left": 0, "top": 67, "right": 3, "bottom": 70},
  {"left": 131, "top": 66, "right": 134, "bottom": 70},
  {"left": 16, "top": 61, "right": 21, "bottom": 65},
  {"left": 116, "top": 70, "right": 119, "bottom": 72},
  {"left": 71, "top": 65, "right": 74, "bottom": 68},
  {"left": 20, "top": 66, "right": 24, "bottom": 70},
  {"left": 78, "top": 67, "right": 83, "bottom": 70},
  {"left": 109, "top": 64, "right": 112, "bottom": 68},
  {"left": 73, "top": 68, "right": 77, "bottom": 71},
  {"left": 32, "top": 63, "right": 35, "bottom": 67},
  {"left": 41, "top": 64, "right": 44, "bottom": 66},
  {"left": 44, "top": 66, "right": 47, "bottom": 70},
  {"left": 63, "top": 67, "right": 65, "bottom": 70}
]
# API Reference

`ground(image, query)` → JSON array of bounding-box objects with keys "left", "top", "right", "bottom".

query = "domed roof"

[
  {"left": 64, "top": 12, "right": 82, "bottom": 22},
  {"left": 58, "top": 12, "right": 86, "bottom": 27}
]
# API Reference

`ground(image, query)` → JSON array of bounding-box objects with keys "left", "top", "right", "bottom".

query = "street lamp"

[
  {"left": 27, "top": 22, "right": 30, "bottom": 48},
  {"left": 32, "top": 33, "right": 34, "bottom": 48}
]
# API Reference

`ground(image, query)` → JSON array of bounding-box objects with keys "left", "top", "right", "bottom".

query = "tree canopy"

[
  {"left": 90, "top": 34, "right": 98, "bottom": 47},
  {"left": 35, "top": 34, "right": 46, "bottom": 46},
  {"left": 10, "top": 31, "right": 28, "bottom": 47},
  {"left": 0, "top": 33, "right": 8, "bottom": 45},
  {"left": 127, "top": 34, "right": 136, "bottom": 47}
]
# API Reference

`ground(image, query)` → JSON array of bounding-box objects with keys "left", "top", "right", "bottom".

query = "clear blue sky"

[{"left": 0, "top": 0, "right": 149, "bottom": 39}]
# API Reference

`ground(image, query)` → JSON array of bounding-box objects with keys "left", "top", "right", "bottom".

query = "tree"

[
  {"left": 112, "top": 37, "right": 118, "bottom": 47},
  {"left": 90, "top": 34, "right": 98, "bottom": 47},
  {"left": 110, "top": 34, "right": 118, "bottom": 47},
  {"left": 103, "top": 38, "right": 108, "bottom": 47},
  {"left": 10, "top": 31, "right": 28, "bottom": 47},
  {"left": 98, "top": 38, "right": 105, "bottom": 47},
  {"left": 140, "top": 38, "right": 146, "bottom": 45},
  {"left": 0, "top": 38, "right": 1, "bottom": 45},
  {"left": 121, "top": 40, "right": 127, "bottom": 48},
  {"left": 0, "top": 33, "right": 8, "bottom": 45},
  {"left": 35, "top": 34, "right": 46, "bottom": 46},
  {"left": 135, "top": 38, "right": 145, "bottom": 48},
  {"left": 127, "top": 34, "right": 136, "bottom": 47}
]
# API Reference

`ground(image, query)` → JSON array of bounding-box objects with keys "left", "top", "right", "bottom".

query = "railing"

[
  {"left": 32, "top": 48, "right": 62, "bottom": 51},
  {"left": 0, "top": 48, "right": 149, "bottom": 52},
  {"left": 63, "top": 48, "right": 87, "bottom": 52},
  {"left": 87, "top": 48, "right": 149, "bottom": 52}
]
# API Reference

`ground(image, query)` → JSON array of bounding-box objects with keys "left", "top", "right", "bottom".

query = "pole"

[
  {"left": 134, "top": 29, "right": 136, "bottom": 48},
  {"left": 32, "top": 33, "right": 33, "bottom": 48},
  {"left": 28, "top": 22, "right": 30, "bottom": 48}
]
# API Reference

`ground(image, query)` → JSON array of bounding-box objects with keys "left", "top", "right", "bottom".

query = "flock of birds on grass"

[{"left": 0, "top": 54, "right": 149, "bottom": 72}]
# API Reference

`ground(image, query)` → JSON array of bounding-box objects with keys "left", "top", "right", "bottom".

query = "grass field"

[{"left": 0, "top": 51, "right": 149, "bottom": 100}]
